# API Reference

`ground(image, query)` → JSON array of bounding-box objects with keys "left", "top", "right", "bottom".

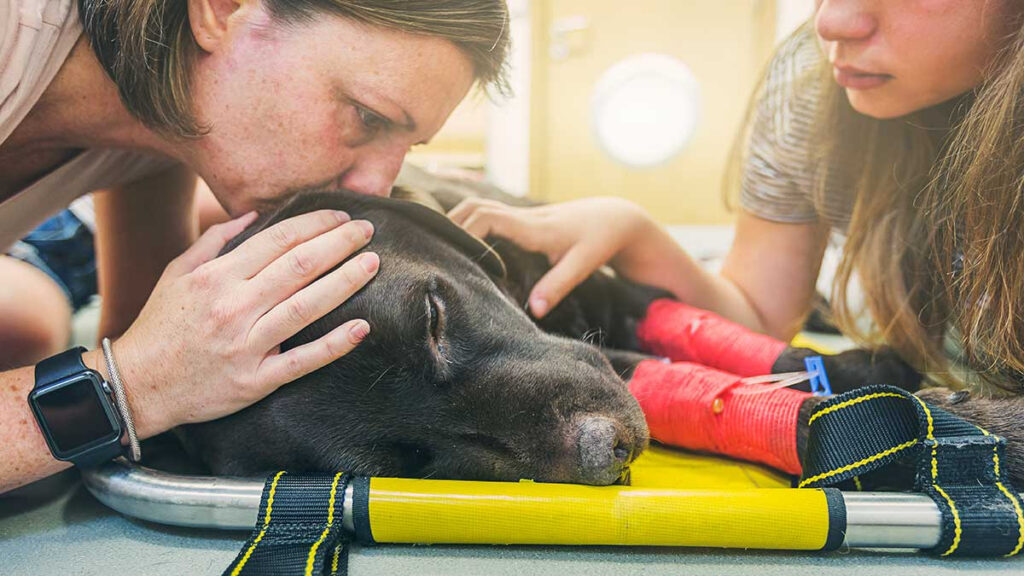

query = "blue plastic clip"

[{"left": 803, "top": 356, "right": 832, "bottom": 396}]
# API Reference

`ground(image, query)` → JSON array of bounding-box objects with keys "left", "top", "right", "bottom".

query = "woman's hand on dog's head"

[{"left": 110, "top": 209, "right": 379, "bottom": 439}]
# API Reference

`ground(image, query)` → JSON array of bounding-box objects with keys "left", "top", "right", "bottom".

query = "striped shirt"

[{"left": 740, "top": 29, "right": 856, "bottom": 229}]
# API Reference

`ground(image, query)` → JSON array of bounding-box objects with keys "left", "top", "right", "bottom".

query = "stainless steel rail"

[
  {"left": 82, "top": 460, "right": 963, "bottom": 549},
  {"left": 82, "top": 459, "right": 263, "bottom": 530}
]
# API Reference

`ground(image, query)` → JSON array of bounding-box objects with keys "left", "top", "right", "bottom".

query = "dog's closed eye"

[{"left": 425, "top": 291, "right": 449, "bottom": 368}]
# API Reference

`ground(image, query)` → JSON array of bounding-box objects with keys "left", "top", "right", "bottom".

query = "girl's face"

[
  {"left": 815, "top": 0, "right": 1017, "bottom": 119},
  {"left": 185, "top": 3, "right": 476, "bottom": 214}
]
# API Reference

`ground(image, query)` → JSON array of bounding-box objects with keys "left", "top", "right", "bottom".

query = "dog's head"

[{"left": 185, "top": 190, "right": 648, "bottom": 485}]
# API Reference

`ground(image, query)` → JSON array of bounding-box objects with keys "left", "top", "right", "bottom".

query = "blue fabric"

[{"left": 7, "top": 210, "right": 98, "bottom": 311}]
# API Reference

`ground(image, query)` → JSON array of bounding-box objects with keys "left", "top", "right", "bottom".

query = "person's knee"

[{"left": 0, "top": 256, "right": 72, "bottom": 369}]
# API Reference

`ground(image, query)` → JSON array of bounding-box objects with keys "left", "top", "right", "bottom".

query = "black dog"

[
  {"left": 178, "top": 190, "right": 652, "bottom": 485},
  {"left": 179, "top": 172, "right": 1023, "bottom": 486}
]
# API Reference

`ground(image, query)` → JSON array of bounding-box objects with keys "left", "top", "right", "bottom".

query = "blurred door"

[{"left": 530, "top": 0, "right": 777, "bottom": 224}]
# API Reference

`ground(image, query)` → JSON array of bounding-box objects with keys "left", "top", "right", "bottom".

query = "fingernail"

[
  {"left": 334, "top": 210, "right": 351, "bottom": 223},
  {"left": 530, "top": 297, "right": 548, "bottom": 318},
  {"left": 350, "top": 320, "right": 370, "bottom": 341},
  {"left": 360, "top": 252, "right": 380, "bottom": 274},
  {"left": 357, "top": 220, "right": 374, "bottom": 239},
  {"left": 949, "top": 390, "right": 970, "bottom": 404},
  {"left": 235, "top": 211, "right": 258, "bottom": 226}
]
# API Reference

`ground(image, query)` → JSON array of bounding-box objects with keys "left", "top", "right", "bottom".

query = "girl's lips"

[{"left": 833, "top": 66, "right": 892, "bottom": 90}]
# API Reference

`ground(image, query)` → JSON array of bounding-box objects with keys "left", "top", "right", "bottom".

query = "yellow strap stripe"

[
  {"left": 797, "top": 439, "right": 918, "bottom": 488},
  {"left": 973, "top": 425, "right": 1007, "bottom": 480},
  {"left": 331, "top": 544, "right": 342, "bottom": 575},
  {"left": 304, "top": 472, "right": 345, "bottom": 576},
  {"left": 996, "top": 482, "right": 1024, "bottom": 557},
  {"left": 910, "top": 395, "right": 935, "bottom": 441},
  {"left": 933, "top": 485, "right": 962, "bottom": 556},
  {"left": 909, "top": 395, "right": 938, "bottom": 479},
  {"left": 911, "top": 396, "right": 966, "bottom": 556},
  {"left": 955, "top": 412, "right": 1022, "bottom": 557},
  {"left": 807, "top": 392, "right": 907, "bottom": 426},
  {"left": 231, "top": 471, "right": 287, "bottom": 576}
]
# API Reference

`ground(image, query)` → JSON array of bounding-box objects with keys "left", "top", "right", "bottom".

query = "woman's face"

[
  {"left": 815, "top": 0, "right": 1017, "bottom": 119},
  {"left": 186, "top": 3, "right": 476, "bottom": 213}
]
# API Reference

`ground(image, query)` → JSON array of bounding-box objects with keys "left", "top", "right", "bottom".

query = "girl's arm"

[
  {"left": 450, "top": 197, "right": 828, "bottom": 340},
  {"left": 93, "top": 164, "right": 198, "bottom": 339},
  {"left": 717, "top": 212, "right": 830, "bottom": 340}
]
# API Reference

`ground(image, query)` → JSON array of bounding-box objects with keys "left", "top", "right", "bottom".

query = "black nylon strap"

[
  {"left": 821, "top": 488, "right": 846, "bottom": 552},
  {"left": 800, "top": 385, "right": 1024, "bottom": 557},
  {"left": 224, "top": 472, "right": 352, "bottom": 576},
  {"left": 352, "top": 476, "right": 374, "bottom": 546}
]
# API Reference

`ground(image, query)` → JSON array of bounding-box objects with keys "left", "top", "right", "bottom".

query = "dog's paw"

[
  {"left": 776, "top": 346, "right": 923, "bottom": 395},
  {"left": 827, "top": 347, "right": 923, "bottom": 393},
  {"left": 914, "top": 387, "right": 972, "bottom": 409},
  {"left": 915, "top": 387, "right": 1024, "bottom": 486}
]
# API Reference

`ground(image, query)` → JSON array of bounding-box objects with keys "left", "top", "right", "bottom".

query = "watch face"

[{"left": 31, "top": 374, "right": 119, "bottom": 456}]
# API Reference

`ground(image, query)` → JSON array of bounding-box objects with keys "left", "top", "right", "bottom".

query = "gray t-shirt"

[
  {"left": 739, "top": 29, "right": 856, "bottom": 229},
  {"left": 744, "top": 35, "right": 1004, "bottom": 384}
]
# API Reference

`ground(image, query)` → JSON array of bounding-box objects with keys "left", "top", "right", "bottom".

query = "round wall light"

[{"left": 591, "top": 53, "right": 701, "bottom": 168}]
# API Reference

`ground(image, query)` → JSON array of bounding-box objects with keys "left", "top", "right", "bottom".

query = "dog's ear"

[
  {"left": 218, "top": 191, "right": 387, "bottom": 257},
  {"left": 217, "top": 189, "right": 506, "bottom": 279},
  {"left": 386, "top": 197, "right": 508, "bottom": 280},
  {"left": 390, "top": 185, "right": 445, "bottom": 213},
  {"left": 219, "top": 193, "right": 329, "bottom": 257}
]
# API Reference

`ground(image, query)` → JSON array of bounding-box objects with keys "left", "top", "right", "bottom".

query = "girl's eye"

[{"left": 356, "top": 106, "right": 389, "bottom": 134}]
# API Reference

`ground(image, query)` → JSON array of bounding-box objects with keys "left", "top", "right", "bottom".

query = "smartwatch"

[{"left": 28, "top": 347, "right": 124, "bottom": 468}]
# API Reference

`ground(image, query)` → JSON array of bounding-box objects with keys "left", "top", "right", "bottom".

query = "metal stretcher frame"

[{"left": 80, "top": 459, "right": 996, "bottom": 551}]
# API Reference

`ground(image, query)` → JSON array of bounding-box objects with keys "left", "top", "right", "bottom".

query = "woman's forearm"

[{"left": 0, "top": 351, "right": 107, "bottom": 493}]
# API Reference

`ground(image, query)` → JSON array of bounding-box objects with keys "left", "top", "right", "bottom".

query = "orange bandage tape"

[
  {"left": 637, "top": 299, "right": 788, "bottom": 377},
  {"left": 629, "top": 359, "right": 806, "bottom": 475}
]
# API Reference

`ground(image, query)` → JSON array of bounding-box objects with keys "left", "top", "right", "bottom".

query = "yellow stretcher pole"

[
  {"left": 352, "top": 478, "right": 841, "bottom": 550},
  {"left": 86, "top": 460, "right": 957, "bottom": 550}
]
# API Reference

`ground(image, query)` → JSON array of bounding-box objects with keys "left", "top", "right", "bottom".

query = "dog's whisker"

[{"left": 365, "top": 365, "right": 394, "bottom": 394}]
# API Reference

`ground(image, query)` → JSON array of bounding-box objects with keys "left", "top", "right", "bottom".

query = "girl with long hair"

[{"left": 452, "top": 1, "right": 1024, "bottom": 481}]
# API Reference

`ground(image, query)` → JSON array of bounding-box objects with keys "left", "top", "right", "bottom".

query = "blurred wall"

[
  {"left": 411, "top": 1, "right": 811, "bottom": 225},
  {"left": 776, "top": 0, "right": 815, "bottom": 41}
]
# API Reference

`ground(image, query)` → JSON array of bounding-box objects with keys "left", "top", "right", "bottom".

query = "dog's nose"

[{"left": 574, "top": 416, "right": 638, "bottom": 485}]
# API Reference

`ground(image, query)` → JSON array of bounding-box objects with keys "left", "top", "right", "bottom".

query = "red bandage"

[
  {"left": 636, "top": 299, "right": 787, "bottom": 377},
  {"left": 628, "top": 359, "right": 806, "bottom": 475}
]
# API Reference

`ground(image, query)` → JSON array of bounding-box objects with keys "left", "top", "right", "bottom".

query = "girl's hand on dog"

[
  {"left": 449, "top": 197, "right": 652, "bottom": 317},
  {"left": 111, "top": 209, "right": 379, "bottom": 439},
  {"left": 449, "top": 197, "right": 689, "bottom": 318}
]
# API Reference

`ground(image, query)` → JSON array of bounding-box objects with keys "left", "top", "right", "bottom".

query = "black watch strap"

[
  {"left": 32, "top": 347, "right": 124, "bottom": 468},
  {"left": 34, "top": 346, "right": 91, "bottom": 387}
]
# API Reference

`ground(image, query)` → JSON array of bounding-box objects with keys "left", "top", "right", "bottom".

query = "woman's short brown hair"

[{"left": 78, "top": 0, "right": 510, "bottom": 138}]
